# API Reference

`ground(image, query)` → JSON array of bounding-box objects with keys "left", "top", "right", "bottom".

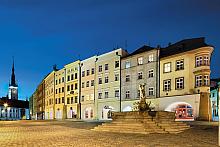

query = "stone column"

[{"left": 199, "top": 92, "right": 212, "bottom": 120}]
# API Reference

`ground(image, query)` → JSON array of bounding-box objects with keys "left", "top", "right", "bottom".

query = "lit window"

[
  {"left": 138, "top": 57, "right": 143, "bottom": 65},
  {"left": 125, "top": 91, "right": 130, "bottom": 99},
  {"left": 138, "top": 72, "right": 143, "bottom": 79},
  {"left": 204, "top": 56, "right": 209, "bottom": 65},
  {"left": 126, "top": 75, "right": 130, "bottom": 82},
  {"left": 204, "top": 75, "right": 209, "bottom": 86},
  {"left": 164, "top": 62, "right": 171, "bottom": 73},
  {"left": 148, "top": 54, "right": 154, "bottom": 62},
  {"left": 115, "top": 90, "right": 119, "bottom": 98},
  {"left": 164, "top": 79, "right": 171, "bottom": 91},
  {"left": 125, "top": 61, "right": 131, "bottom": 68},
  {"left": 176, "top": 60, "right": 184, "bottom": 70},
  {"left": 196, "top": 56, "right": 203, "bottom": 67},
  {"left": 176, "top": 77, "right": 184, "bottom": 89},
  {"left": 115, "top": 61, "right": 119, "bottom": 68},
  {"left": 195, "top": 75, "right": 202, "bottom": 87},
  {"left": 148, "top": 70, "right": 154, "bottom": 78},
  {"left": 149, "top": 87, "right": 154, "bottom": 96}
]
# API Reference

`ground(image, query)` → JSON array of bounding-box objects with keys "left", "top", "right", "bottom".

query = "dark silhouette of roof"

[
  {"left": 0, "top": 98, "right": 29, "bottom": 109},
  {"left": 122, "top": 45, "right": 155, "bottom": 58},
  {"left": 160, "top": 37, "right": 212, "bottom": 58}
]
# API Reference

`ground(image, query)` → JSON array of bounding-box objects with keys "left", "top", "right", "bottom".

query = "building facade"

[
  {"left": 159, "top": 38, "right": 213, "bottom": 120},
  {"left": 36, "top": 80, "right": 45, "bottom": 120},
  {"left": 65, "top": 61, "right": 80, "bottom": 119},
  {"left": 210, "top": 78, "right": 220, "bottom": 121},
  {"left": 121, "top": 45, "right": 160, "bottom": 112},
  {"left": 81, "top": 56, "right": 97, "bottom": 120},
  {"left": 95, "top": 49, "right": 128, "bottom": 120}
]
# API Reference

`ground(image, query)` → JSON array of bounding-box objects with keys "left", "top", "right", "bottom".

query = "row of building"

[{"left": 30, "top": 37, "right": 216, "bottom": 121}]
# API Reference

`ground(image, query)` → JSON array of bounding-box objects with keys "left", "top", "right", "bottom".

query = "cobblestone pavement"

[{"left": 0, "top": 120, "right": 218, "bottom": 147}]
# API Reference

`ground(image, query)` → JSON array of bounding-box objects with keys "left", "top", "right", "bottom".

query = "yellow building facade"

[
  {"left": 45, "top": 71, "right": 55, "bottom": 120},
  {"left": 64, "top": 60, "right": 80, "bottom": 119}
]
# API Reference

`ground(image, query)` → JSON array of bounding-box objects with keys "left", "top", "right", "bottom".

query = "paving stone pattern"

[{"left": 0, "top": 120, "right": 218, "bottom": 147}]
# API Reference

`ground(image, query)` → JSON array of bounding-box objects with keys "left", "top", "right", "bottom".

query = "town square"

[{"left": 0, "top": 0, "right": 220, "bottom": 146}]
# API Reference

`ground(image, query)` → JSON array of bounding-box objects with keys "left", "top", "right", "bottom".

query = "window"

[
  {"left": 75, "top": 96, "right": 78, "bottom": 103},
  {"left": 105, "top": 91, "right": 109, "bottom": 98},
  {"left": 213, "top": 93, "right": 215, "bottom": 97},
  {"left": 91, "top": 80, "right": 94, "bottom": 86},
  {"left": 59, "top": 79, "right": 61, "bottom": 84},
  {"left": 148, "top": 70, "right": 154, "bottom": 78},
  {"left": 81, "top": 96, "right": 84, "bottom": 102},
  {"left": 105, "top": 64, "right": 108, "bottom": 70},
  {"left": 91, "top": 68, "right": 95, "bottom": 74},
  {"left": 98, "top": 93, "right": 102, "bottom": 99},
  {"left": 204, "top": 56, "right": 209, "bottom": 65},
  {"left": 105, "top": 76, "right": 109, "bottom": 83},
  {"left": 71, "top": 97, "right": 73, "bottom": 104},
  {"left": 71, "top": 74, "right": 74, "bottom": 80},
  {"left": 115, "top": 74, "right": 119, "bottom": 81},
  {"left": 204, "top": 75, "right": 209, "bottom": 86},
  {"left": 75, "top": 83, "right": 78, "bottom": 90},
  {"left": 86, "top": 70, "right": 90, "bottom": 76},
  {"left": 67, "top": 85, "right": 70, "bottom": 91},
  {"left": 56, "top": 89, "right": 58, "bottom": 94},
  {"left": 82, "top": 82, "right": 85, "bottom": 88},
  {"left": 71, "top": 84, "right": 74, "bottom": 90},
  {"left": 137, "top": 90, "right": 140, "bottom": 98},
  {"left": 176, "top": 60, "right": 184, "bottom": 70},
  {"left": 115, "top": 90, "right": 119, "bottom": 98},
  {"left": 195, "top": 75, "right": 202, "bottom": 87},
  {"left": 126, "top": 75, "right": 130, "bottom": 82},
  {"left": 62, "top": 97, "right": 64, "bottom": 103},
  {"left": 75, "top": 73, "right": 77, "bottom": 79},
  {"left": 98, "top": 77, "right": 102, "bottom": 84},
  {"left": 55, "top": 98, "right": 57, "bottom": 104},
  {"left": 164, "top": 79, "right": 171, "bottom": 91},
  {"left": 99, "top": 65, "right": 102, "bottom": 72},
  {"left": 196, "top": 56, "right": 203, "bottom": 67},
  {"left": 62, "top": 77, "right": 64, "bottom": 83},
  {"left": 149, "top": 87, "right": 154, "bottom": 96},
  {"left": 148, "top": 54, "right": 154, "bottom": 62},
  {"left": 82, "top": 71, "right": 85, "bottom": 77},
  {"left": 138, "top": 72, "right": 143, "bottom": 79},
  {"left": 56, "top": 80, "right": 58, "bottom": 85},
  {"left": 115, "top": 61, "right": 119, "bottom": 68},
  {"left": 59, "top": 88, "right": 61, "bottom": 93},
  {"left": 125, "top": 91, "right": 130, "bottom": 99},
  {"left": 67, "top": 76, "right": 70, "bottom": 81},
  {"left": 58, "top": 98, "right": 61, "bottom": 104},
  {"left": 138, "top": 57, "right": 143, "bottom": 65},
  {"left": 125, "top": 61, "right": 131, "bottom": 68},
  {"left": 164, "top": 62, "right": 171, "bottom": 73},
  {"left": 86, "top": 81, "right": 89, "bottom": 87},
  {"left": 176, "top": 77, "right": 184, "bottom": 89},
  {"left": 67, "top": 98, "right": 70, "bottom": 104}
]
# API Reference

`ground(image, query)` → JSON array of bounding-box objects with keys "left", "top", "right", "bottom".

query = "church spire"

[{"left": 10, "top": 57, "right": 17, "bottom": 87}]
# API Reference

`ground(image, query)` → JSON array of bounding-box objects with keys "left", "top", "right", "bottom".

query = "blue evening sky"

[{"left": 0, "top": 0, "right": 219, "bottom": 100}]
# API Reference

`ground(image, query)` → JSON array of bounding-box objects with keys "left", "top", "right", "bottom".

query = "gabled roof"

[
  {"left": 122, "top": 45, "right": 155, "bottom": 58},
  {"left": 160, "top": 37, "right": 212, "bottom": 58}
]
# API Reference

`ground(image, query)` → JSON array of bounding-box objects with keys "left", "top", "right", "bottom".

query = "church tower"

[{"left": 8, "top": 58, "right": 18, "bottom": 100}]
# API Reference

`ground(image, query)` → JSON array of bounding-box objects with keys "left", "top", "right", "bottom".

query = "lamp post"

[{"left": 4, "top": 103, "right": 8, "bottom": 120}]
